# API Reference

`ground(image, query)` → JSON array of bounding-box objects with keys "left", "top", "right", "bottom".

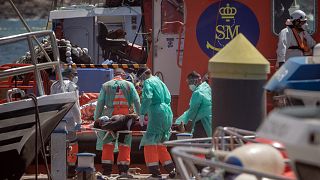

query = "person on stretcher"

[
  {"left": 94, "top": 114, "right": 139, "bottom": 132},
  {"left": 93, "top": 113, "right": 147, "bottom": 140}
]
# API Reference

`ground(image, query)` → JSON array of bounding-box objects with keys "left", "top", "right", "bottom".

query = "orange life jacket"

[
  {"left": 291, "top": 27, "right": 312, "bottom": 55},
  {"left": 112, "top": 77, "right": 130, "bottom": 115}
]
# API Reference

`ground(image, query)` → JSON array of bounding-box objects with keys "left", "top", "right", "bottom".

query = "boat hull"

[{"left": 0, "top": 92, "right": 76, "bottom": 179}]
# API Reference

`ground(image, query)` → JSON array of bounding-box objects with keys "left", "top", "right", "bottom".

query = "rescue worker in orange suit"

[
  {"left": 276, "top": 9, "right": 316, "bottom": 68},
  {"left": 50, "top": 67, "right": 82, "bottom": 177},
  {"left": 94, "top": 68, "right": 141, "bottom": 177},
  {"left": 137, "top": 67, "right": 176, "bottom": 179}
]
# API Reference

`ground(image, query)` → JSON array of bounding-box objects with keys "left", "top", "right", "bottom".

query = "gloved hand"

[
  {"left": 185, "top": 120, "right": 193, "bottom": 132},
  {"left": 177, "top": 122, "right": 185, "bottom": 133},
  {"left": 75, "top": 123, "right": 81, "bottom": 131},
  {"left": 139, "top": 115, "right": 144, "bottom": 127}
]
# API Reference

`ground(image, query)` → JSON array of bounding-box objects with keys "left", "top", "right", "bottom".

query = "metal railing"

[
  {"left": 166, "top": 127, "right": 293, "bottom": 180},
  {"left": 0, "top": 30, "right": 65, "bottom": 94}
]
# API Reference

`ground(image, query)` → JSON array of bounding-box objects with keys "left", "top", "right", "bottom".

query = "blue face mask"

[{"left": 189, "top": 84, "right": 197, "bottom": 91}]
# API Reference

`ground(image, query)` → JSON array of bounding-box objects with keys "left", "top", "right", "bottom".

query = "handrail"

[
  {"left": 176, "top": 22, "right": 184, "bottom": 68},
  {"left": 0, "top": 30, "right": 65, "bottom": 93},
  {"left": 162, "top": 21, "right": 185, "bottom": 68},
  {"left": 0, "top": 62, "right": 59, "bottom": 80},
  {"left": 0, "top": 30, "right": 54, "bottom": 45}
]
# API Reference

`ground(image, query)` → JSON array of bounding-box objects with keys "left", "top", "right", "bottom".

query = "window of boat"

[
  {"left": 272, "top": 0, "right": 316, "bottom": 35},
  {"left": 161, "top": 0, "right": 184, "bottom": 34}
]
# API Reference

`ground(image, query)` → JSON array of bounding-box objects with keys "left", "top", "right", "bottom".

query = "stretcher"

[{"left": 90, "top": 127, "right": 146, "bottom": 141}]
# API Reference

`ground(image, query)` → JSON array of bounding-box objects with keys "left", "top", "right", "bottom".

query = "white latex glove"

[{"left": 139, "top": 115, "right": 144, "bottom": 126}]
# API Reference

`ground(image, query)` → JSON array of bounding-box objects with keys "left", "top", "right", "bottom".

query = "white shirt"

[
  {"left": 277, "top": 26, "right": 316, "bottom": 63},
  {"left": 50, "top": 79, "right": 82, "bottom": 130}
]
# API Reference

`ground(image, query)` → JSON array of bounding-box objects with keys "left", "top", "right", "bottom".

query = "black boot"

[
  {"left": 67, "top": 165, "right": 76, "bottom": 178},
  {"left": 164, "top": 163, "right": 176, "bottom": 178},
  {"left": 148, "top": 165, "right": 162, "bottom": 178},
  {"left": 118, "top": 164, "right": 129, "bottom": 174},
  {"left": 102, "top": 163, "right": 113, "bottom": 176},
  {"left": 117, "top": 164, "right": 133, "bottom": 178}
]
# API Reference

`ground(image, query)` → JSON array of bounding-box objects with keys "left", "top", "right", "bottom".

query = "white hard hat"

[{"left": 290, "top": 10, "right": 307, "bottom": 21}]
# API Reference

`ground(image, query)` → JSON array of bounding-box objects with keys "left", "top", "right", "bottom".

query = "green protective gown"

[
  {"left": 175, "top": 82, "right": 212, "bottom": 137},
  {"left": 94, "top": 77, "right": 141, "bottom": 150},
  {"left": 139, "top": 76, "right": 173, "bottom": 146}
]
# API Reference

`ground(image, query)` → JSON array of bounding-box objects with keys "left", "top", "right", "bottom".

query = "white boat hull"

[{"left": 0, "top": 92, "right": 77, "bottom": 179}]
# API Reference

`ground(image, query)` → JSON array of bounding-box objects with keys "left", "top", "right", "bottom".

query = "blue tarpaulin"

[{"left": 77, "top": 68, "right": 114, "bottom": 93}]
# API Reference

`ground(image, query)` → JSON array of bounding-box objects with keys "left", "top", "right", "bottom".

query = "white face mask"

[
  {"left": 301, "top": 23, "right": 308, "bottom": 31},
  {"left": 189, "top": 84, "right": 197, "bottom": 91},
  {"left": 72, "top": 76, "right": 78, "bottom": 83}
]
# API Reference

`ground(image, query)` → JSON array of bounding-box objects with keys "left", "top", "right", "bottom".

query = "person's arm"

[
  {"left": 68, "top": 83, "right": 82, "bottom": 125},
  {"left": 50, "top": 81, "right": 61, "bottom": 94},
  {"left": 276, "top": 29, "right": 288, "bottom": 67},
  {"left": 140, "top": 81, "right": 152, "bottom": 116},
  {"left": 175, "top": 92, "right": 201, "bottom": 124},
  {"left": 129, "top": 82, "right": 141, "bottom": 115},
  {"left": 94, "top": 86, "right": 106, "bottom": 120},
  {"left": 305, "top": 33, "right": 316, "bottom": 49},
  {"left": 163, "top": 82, "right": 171, "bottom": 105},
  {"left": 74, "top": 89, "right": 82, "bottom": 125},
  {"left": 175, "top": 111, "right": 189, "bottom": 125}
]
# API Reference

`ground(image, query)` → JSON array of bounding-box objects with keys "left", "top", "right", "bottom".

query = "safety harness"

[{"left": 289, "top": 27, "right": 312, "bottom": 55}]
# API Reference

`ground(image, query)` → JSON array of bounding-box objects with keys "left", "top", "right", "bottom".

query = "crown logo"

[{"left": 219, "top": 3, "right": 237, "bottom": 22}]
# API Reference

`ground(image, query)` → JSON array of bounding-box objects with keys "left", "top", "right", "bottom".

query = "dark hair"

[
  {"left": 114, "top": 68, "right": 125, "bottom": 76},
  {"left": 136, "top": 67, "right": 151, "bottom": 77},
  {"left": 62, "top": 67, "right": 77, "bottom": 77},
  {"left": 187, "top": 71, "right": 201, "bottom": 80}
]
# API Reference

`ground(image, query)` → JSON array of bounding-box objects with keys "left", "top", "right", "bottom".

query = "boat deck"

[
  {"left": 21, "top": 174, "right": 175, "bottom": 180},
  {"left": 23, "top": 164, "right": 178, "bottom": 179}
]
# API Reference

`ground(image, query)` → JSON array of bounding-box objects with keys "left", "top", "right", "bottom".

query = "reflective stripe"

[
  {"left": 117, "top": 161, "right": 130, "bottom": 165},
  {"left": 163, "top": 160, "right": 173, "bottom": 166},
  {"left": 146, "top": 162, "right": 159, "bottom": 166},
  {"left": 113, "top": 101, "right": 129, "bottom": 106},
  {"left": 113, "top": 89, "right": 129, "bottom": 108},
  {"left": 118, "top": 143, "right": 130, "bottom": 146},
  {"left": 102, "top": 160, "right": 113, "bottom": 164}
]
